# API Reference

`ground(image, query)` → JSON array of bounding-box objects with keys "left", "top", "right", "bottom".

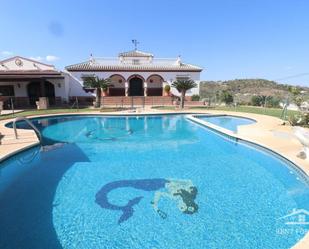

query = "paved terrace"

[{"left": 0, "top": 108, "right": 308, "bottom": 248}]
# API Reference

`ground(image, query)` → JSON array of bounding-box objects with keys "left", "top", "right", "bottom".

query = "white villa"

[
  {"left": 0, "top": 56, "right": 66, "bottom": 108},
  {"left": 0, "top": 50, "right": 202, "bottom": 108}
]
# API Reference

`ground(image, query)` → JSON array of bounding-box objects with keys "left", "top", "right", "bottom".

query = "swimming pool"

[
  {"left": 0, "top": 115, "right": 308, "bottom": 249},
  {"left": 197, "top": 115, "right": 256, "bottom": 132}
]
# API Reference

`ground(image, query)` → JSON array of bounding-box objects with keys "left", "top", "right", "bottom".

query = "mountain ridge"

[{"left": 200, "top": 79, "right": 309, "bottom": 103}]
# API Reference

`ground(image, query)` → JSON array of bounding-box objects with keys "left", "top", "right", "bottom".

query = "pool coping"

[
  {"left": 0, "top": 109, "right": 308, "bottom": 248},
  {"left": 195, "top": 113, "right": 257, "bottom": 123}
]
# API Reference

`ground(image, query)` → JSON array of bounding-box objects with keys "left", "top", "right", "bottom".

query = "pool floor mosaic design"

[{"left": 95, "top": 178, "right": 198, "bottom": 223}]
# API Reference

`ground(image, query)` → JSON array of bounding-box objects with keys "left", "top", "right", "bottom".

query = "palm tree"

[
  {"left": 172, "top": 79, "right": 197, "bottom": 108},
  {"left": 82, "top": 76, "right": 112, "bottom": 107}
]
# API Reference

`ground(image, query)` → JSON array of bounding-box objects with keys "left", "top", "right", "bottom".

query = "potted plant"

[
  {"left": 102, "top": 82, "right": 110, "bottom": 96},
  {"left": 164, "top": 84, "right": 171, "bottom": 96}
]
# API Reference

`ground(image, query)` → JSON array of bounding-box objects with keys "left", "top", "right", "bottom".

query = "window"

[
  {"left": 0, "top": 85, "right": 15, "bottom": 96},
  {"left": 81, "top": 73, "right": 95, "bottom": 79},
  {"left": 176, "top": 76, "right": 190, "bottom": 81},
  {"left": 132, "top": 59, "right": 140, "bottom": 65}
]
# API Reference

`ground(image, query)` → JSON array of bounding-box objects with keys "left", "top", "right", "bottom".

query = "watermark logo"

[
  {"left": 276, "top": 208, "right": 309, "bottom": 236},
  {"left": 278, "top": 208, "right": 309, "bottom": 225}
]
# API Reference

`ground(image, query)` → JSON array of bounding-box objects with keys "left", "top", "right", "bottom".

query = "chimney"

[{"left": 176, "top": 55, "right": 181, "bottom": 65}]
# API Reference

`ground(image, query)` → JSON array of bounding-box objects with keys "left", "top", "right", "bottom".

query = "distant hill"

[{"left": 200, "top": 79, "right": 309, "bottom": 103}]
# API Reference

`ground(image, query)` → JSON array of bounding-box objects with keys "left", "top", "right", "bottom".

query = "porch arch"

[
  {"left": 109, "top": 74, "right": 126, "bottom": 96},
  {"left": 109, "top": 74, "right": 126, "bottom": 84},
  {"left": 146, "top": 74, "right": 164, "bottom": 83},
  {"left": 146, "top": 74, "right": 164, "bottom": 96},
  {"left": 27, "top": 80, "right": 55, "bottom": 105},
  {"left": 127, "top": 74, "right": 145, "bottom": 96},
  {"left": 127, "top": 74, "right": 145, "bottom": 82}
]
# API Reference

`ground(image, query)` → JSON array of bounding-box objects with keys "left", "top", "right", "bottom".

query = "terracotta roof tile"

[{"left": 66, "top": 60, "right": 202, "bottom": 72}]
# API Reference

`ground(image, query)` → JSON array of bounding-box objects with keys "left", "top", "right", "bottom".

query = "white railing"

[
  {"left": 92, "top": 57, "right": 179, "bottom": 66},
  {"left": 13, "top": 116, "right": 42, "bottom": 143}
]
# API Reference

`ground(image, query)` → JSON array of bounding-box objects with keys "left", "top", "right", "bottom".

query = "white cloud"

[
  {"left": 30, "top": 55, "right": 60, "bottom": 63},
  {"left": 30, "top": 56, "right": 43, "bottom": 61},
  {"left": 46, "top": 55, "right": 59, "bottom": 62},
  {"left": 1, "top": 51, "right": 13, "bottom": 56}
]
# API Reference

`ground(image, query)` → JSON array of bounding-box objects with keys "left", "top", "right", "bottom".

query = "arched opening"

[
  {"left": 128, "top": 75, "right": 144, "bottom": 96},
  {"left": 109, "top": 74, "right": 126, "bottom": 96},
  {"left": 146, "top": 74, "right": 164, "bottom": 96},
  {"left": 27, "top": 81, "right": 55, "bottom": 105}
]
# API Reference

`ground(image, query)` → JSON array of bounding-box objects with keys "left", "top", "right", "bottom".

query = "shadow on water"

[
  {"left": 0, "top": 114, "right": 198, "bottom": 248},
  {"left": 0, "top": 143, "right": 90, "bottom": 249},
  {"left": 5, "top": 116, "right": 79, "bottom": 145}
]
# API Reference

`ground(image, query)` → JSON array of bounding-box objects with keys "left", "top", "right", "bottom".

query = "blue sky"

[{"left": 1, "top": 0, "right": 309, "bottom": 86}]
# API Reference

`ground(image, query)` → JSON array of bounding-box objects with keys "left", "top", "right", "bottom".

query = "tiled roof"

[
  {"left": 118, "top": 50, "right": 153, "bottom": 57},
  {"left": 0, "top": 56, "right": 60, "bottom": 74},
  {"left": 0, "top": 70, "right": 64, "bottom": 79},
  {"left": 65, "top": 60, "right": 202, "bottom": 72},
  {"left": 0, "top": 56, "right": 55, "bottom": 67},
  {"left": 0, "top": 70, "right": 62, "bottom": 75}
]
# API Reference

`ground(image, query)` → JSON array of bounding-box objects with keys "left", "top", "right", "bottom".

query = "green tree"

[
  {"left": 251, "top": 95, "right": 263, "bottom": 106},
  {"left": 171, "top": 80, "right": 197, "bottom": 108},
  {"left": 288, "top": 86, "right": 301, "bottom": 96},
  {"left": 82, "top": 76, "right": 112, "bottom": 107},
  {"left": 265, "top": 96, "right": 281, "bottom": 108},
  {"left": 250, "top": 95, "right": 280, "bottom": 108},
  {"left": 288, "top": 86, "right": 303, "bottom": 108},
  {"left": 220, "top": 90, "right": 234, "bottom": 105}
]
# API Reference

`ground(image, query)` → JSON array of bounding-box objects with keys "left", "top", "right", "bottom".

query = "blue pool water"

[
  {"left": 197, "top": 115, "right": 256, "bottom": 132},
  {"left": 0, "top": 115, "right": 308, "bottom": 249}
]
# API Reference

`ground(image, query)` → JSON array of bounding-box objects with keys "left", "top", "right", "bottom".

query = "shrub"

[
  {"left": 294, "top": 96, "right": 303, "bottom": 108},
  {"left": 164, "top": 85, "right": 171, "bottom": 92},
  {"left": 289, "top": 113, "right": 309, "bottom": 127},
  {"left": 220, "top": 90, "right": 234, "bottom": 105},
  {"left": 238, "top": 101, "right": 250, "bottom": 106},
  {"left": 250, "top": 95, "right": 281, "bottom": 108},
  {"left": 191, "top": 94, "right": 200, "bottom": 101},
  {"left": 266, "top": 96, "right": 281, "bottom": 108},
  {"left": 251, "top": 95, "right": 263, "bottom": 106}
]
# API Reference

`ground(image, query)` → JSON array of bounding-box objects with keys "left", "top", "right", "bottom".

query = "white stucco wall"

[
  {"left": 48, "top": 78, "right": 67, "bottom": 100},
  {"left": 0, "top": 57, "right": 55, "bottom": 72},
  {"left": 65, "top": 71, "right": 94, "bottom": 97},
  {"left": 0, "top": 56, "right": 68, "bottom": 100},
  {"left": 65, "top": 70, "right": 201, "bottom": 97},
  {"left": 0, "top": 81, "right": 29, "bottom": 97},
  {"left": 0, "top": 79, "right": 67, "bottom": 99}
]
